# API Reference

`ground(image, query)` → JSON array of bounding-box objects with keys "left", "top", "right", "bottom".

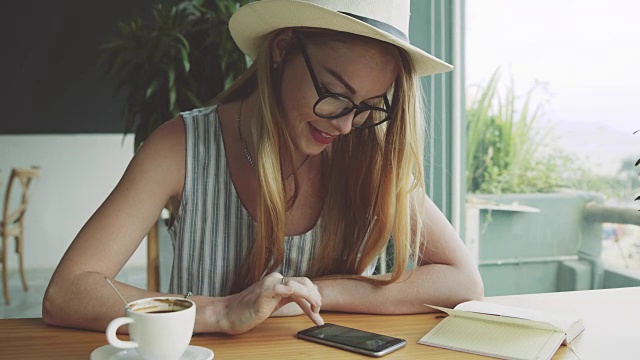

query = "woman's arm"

[
  {"left": 316, "top": 191, "right": 484, "bottom": 314},
  {"left": 42, "top": 117, "right": 322, "bottom": 333},
  {"left": 42, "top": 118, "right": 217, "bottom": 331}
]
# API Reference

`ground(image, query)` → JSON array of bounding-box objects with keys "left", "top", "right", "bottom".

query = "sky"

[{"left": 465, "top": 0, "right": 640, "bottom": 174}]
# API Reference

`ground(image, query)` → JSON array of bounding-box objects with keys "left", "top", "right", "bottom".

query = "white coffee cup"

[{"left": 106, "top": 297, "right": 196, "bottom": 360}]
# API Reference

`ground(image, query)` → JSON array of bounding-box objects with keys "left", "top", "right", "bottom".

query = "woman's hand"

[
  {"left": 219, "top": 273, "right": 324, "bottom": 334},
  {"left": 271, "top": 302, "right": 305, "bottom": 317}
]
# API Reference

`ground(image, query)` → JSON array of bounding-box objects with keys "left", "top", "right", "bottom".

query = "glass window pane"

[{"left": 466, "top": 0, "right": 640, "bottom": 296}]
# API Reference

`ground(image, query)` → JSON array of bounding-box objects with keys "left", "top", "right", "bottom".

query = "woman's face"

[{"left": 277, "top": 35, "right": 399, "bottom": 155}]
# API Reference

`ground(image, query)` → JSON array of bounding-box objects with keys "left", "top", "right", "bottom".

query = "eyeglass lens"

[
  {"left": 314, "top": 97, "right": 389, "bottom": 128},
  {"left": 297, "top": 34, "right": 393, "bottom": 129}
]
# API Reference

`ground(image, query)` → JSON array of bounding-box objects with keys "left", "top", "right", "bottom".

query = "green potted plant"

[
  {"left": 101, "top": 0, "right": 250, "bottom": 291},
  {"left": 465, "top": 67, "right": 563, "bottom": 195},
  {"left": 101, "top": 0, "right": 250, "bottom": 149}
]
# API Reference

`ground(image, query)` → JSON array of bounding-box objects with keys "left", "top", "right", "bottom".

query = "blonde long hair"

[{"left": 216, "top": 28, "right": 426, "bottom": 293}]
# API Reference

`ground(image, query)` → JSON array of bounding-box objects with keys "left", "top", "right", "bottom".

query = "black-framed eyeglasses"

[{"left": 296, "top": 36, "right": 394, "bottom": 129}]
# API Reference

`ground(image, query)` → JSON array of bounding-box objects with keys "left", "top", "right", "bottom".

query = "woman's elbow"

[
  {"left": 42, "top": 277, "right": 71, "bottom": 327},
  {"left": 470, "top": 275, "right": 485, "bottom": 301},
  {"left": 463, "top": 267, "right": 485, "bottom": 301},
  {"left": 42, "top": 285, "right": 60, "bottom": 325}
]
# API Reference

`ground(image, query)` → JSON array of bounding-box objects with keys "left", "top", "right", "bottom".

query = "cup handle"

[{"left": 106, "top": 317, "right": 138, "bottom": 349}]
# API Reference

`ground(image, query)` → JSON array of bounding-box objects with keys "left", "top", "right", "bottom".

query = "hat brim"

[{"left": 229, "top": 0, "right": 454, "bottom": 77}]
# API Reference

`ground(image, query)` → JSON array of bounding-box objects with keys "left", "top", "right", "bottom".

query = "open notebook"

[{"left": 419, "top": 301, "right": 584, "bottom": 360}]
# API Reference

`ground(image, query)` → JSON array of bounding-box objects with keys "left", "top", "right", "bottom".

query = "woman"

[{"left": 43, "top": 0, "right": 483, "bottom": 335}]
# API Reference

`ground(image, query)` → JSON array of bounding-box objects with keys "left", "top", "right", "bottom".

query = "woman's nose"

[{"left": 331, "top": 111, "right": 356, "bottom": 135}]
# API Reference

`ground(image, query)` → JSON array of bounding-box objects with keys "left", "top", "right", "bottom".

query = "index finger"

[{"left": 284, "top": 281, "right": 324, "bottom": 326}]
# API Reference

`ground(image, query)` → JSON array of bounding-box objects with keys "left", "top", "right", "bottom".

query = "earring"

[{"left": 273, "top": 62, "right": 279, "bottom": 69}]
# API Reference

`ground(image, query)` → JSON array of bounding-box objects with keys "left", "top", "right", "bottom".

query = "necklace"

[{"left": 236, "top": 100, "right": 311, "bottom": 181}]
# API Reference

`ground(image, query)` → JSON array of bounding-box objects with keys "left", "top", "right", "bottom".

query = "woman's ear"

[{"left": 271, "top": 29, "right": 295, "bottom": 66}]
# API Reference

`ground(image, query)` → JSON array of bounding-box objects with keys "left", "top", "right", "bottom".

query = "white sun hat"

[{"left": 229, "top": 0, "right": 454, "bottom": 77}]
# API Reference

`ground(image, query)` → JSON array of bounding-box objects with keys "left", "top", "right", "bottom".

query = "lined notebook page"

[
  {"left": 455, "top": 301, "right": 578, "bottom": 333},
  {"left": 419, "top": 316, "right": 565, "bottom": 360}
]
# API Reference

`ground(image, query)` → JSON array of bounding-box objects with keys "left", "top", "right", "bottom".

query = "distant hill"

[{"left": 550, "top": 120, "right": 638, "bottom": 175}]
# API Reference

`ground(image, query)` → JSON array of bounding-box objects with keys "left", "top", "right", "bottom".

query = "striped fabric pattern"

[{"left": 167, "top": 106, "right": 320, "bottom": 297}]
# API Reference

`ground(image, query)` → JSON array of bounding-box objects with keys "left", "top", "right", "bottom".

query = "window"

[{"left": 465, "top": 0, "right": 640, "bottom": 295}]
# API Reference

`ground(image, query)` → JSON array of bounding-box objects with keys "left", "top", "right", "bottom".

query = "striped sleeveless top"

[{"left": 167, "top": 106, "right": 321, "bottom": 297}]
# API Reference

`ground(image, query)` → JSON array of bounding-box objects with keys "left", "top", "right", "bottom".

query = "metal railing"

[
  {"left": 583, "top": 202, "right": 640, "bottom": 226},
  {"left": 479, "top": 255, "right": 579, "bottom": 267}
]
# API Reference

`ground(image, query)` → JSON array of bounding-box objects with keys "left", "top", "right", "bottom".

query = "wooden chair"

[{"left": 1, "top": 167, "right": 41, "bottom": 304}]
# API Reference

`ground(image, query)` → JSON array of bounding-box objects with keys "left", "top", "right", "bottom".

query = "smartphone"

[{"left": 297, "top": 323, "right": 407, "bottom": 357}]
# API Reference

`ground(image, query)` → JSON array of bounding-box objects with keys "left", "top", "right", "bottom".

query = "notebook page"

[
  {"left": 455, "top": 301, "right": 579, "bottom": 332},
  {"left": 419, "top": 316, "right": 565, "bottom": 360},
  {"left": 428, "top": 305, "right": 560, "bottom": 333}
]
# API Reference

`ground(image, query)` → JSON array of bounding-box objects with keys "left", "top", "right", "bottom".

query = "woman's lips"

[{"left": 308, "top": 123, "right": 337, "bottom": 145}]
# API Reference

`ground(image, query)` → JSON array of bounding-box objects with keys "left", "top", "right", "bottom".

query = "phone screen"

[{"left": 297, "top": 323, "right": 406, "bottom": 356}]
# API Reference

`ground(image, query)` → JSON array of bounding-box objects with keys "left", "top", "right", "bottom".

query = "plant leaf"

[
  {"left": 145, "top": 80, "right": 161, "bottom": 99},
  {"left": 169, "top": 86, "right": 177, "bottom": 114},
  {"left": 180, "top": 47, "right": 190, "bottom": 73}
]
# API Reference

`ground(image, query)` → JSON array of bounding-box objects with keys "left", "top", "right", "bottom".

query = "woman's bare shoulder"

[
  {"left": 126, "top": 117, "right": 186, "bottom": 199},
  {"left": 144, "top": 116, "right": 186, "bottom": 151}
]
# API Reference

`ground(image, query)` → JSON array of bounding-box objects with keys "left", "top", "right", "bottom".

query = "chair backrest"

[{"left": 2, "top": 167, "right": 41, "bottom": 231}]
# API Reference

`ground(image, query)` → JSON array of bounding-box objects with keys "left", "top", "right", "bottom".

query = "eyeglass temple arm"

[{"left": 297, "top": 37, "right": 325, "bottom": 96}]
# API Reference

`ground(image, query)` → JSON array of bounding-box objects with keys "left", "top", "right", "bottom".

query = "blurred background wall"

[{"left": 0, "top": 1, "right": 176, "bottom": 270}]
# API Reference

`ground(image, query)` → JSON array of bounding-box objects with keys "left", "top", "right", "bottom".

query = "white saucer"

[{"left": 90, "top": 344, "right": 214, "bottom": 360}]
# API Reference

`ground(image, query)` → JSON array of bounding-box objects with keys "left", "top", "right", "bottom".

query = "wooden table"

[{"left": 1, "top": 287, "right": 639, "bottom": 359}]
